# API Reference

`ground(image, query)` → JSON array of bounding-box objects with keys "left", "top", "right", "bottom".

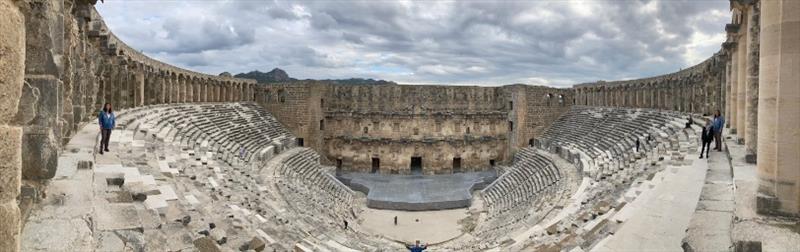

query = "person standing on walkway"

[
  {"left": 712, "top": 110, "right": 725, "bottom": 151},
  {"left": 394, "top": 216, "right": 398, "bottom": 225},
  {"left": 98, "top": 103, "right": 116, "bottom": 155},
  {"left": 700, "top": 119, "right": 714, "bottom": 159}
]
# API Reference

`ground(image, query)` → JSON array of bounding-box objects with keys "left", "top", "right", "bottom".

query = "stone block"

[
  {"left": 0, "top": 201, "right": 21, "bottom": 252},
  {"left": 734, "top": 241, "right": 762, "bottom": 252},
  {"left": 745, "top": 154, "right": 757, "bottom": 164},
  {"left": 23, "top": 0, "right": 65, "bottom": 76},
  {"left": 13, "top": 82, "right": 38, "bottom": 125},
  {"left": 20, "top": 127, "right": 59, "bottom": 180},
  {"left": 22, "top": 75, "right": 62, "bottom": 129},
  {"left": 0, "top": 0, "right": 25, "bottom": 125},
  {"left": 193, "top": 237, "right": 222, "bottom": 252},
  {"left": 94, "top": 203, "right": 141, "bottom": 231},
  {"left": 0, "top": 125, "right": 22, "bottom": 202}
]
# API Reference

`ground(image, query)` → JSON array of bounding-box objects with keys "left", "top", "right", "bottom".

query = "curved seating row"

[
  {"left": 477, "top": 148, "right": 564, "bottom": 240},
  {"left": 116, "top": 102, "right": 295, "bottom": 166},
  {"left": 112, "top": 104, "right": 398, "bottom": 251},
  {"left": 276, "top": 148, "right": 356, "bottom": 221},
  {"left": 536, "top": 106, "right": 686, "bottom": 179}
]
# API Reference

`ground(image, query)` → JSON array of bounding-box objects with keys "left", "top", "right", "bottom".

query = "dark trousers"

[
  {"left": 700, "top": 140, "right": 712, "bottom": 157},
  {"left": 713, "top": 131, "right": 722, "bottom": 150},
  {"left": 100, "top": 129, "right": 112, "bottom": 151}
]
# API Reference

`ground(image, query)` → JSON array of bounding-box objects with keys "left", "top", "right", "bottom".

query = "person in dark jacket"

[
  {"left": 406, "top": 240, "right": 427, "bottom": 252},
  {"left": 98, "top": 103, "right": 116, "bottom": 154},
  {"left": 700, "top": 119, "right": 714, "bottom": 159}
]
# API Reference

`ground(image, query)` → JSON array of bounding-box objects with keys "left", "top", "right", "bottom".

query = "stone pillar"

[
  {"left": 177, "top": 75, "right": 185, "bottom": 103},
  {"left": 756, "top": 0, "right": 800, "bottom": 216},
  {"left": 0, "top": 1, "right": 24, "bottom": 250},
  {"left": 188, "top": 77, "right": 193, "bottom": 103},
  {"left": 212, "top": 82, "right": 219, "bottom": 102},
  {"left": 174, "top": 75, "right": 181, "bottom": 103},
  {"left": 730, "top": 46, "right": 739, "bottom": 132},
  {"left": 134, "top": 68, "right": 145, "bottom": 107},
  {"left": 104, "top": 66, "right": 116, "bottom": 104},
  {"left": 125, "top": 70, "right": 135, "bottom": 109},
  {"left": 725, "top": 60, "right": 733, "bottom": 127},
  {"left": 165, "top": 75, "right": 173, "bottom": 103},
  {"left": 745, "top": 2, "right": 761, "bottom": 163},
  {"left": 737, "top": 10, "right": 749, "bottom": 141}
]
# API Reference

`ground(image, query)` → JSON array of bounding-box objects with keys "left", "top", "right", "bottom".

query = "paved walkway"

[
  {"left": 684, "top": 138, "right": 734, "bottom": 251},
  {"left": 21, "top": 124, "right": 102, "bottom": 251}
]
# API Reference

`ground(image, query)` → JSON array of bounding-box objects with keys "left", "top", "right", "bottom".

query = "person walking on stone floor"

[
  {"left": 98, "top": 103, "right": 116, "bottom": 155},
  {"left": 712, "top": 110, "right": 725, "bottom": 151},
  {"left": 343, "top": 219, "right": 348, "bottom": 230},
  {"left": 394, "top": 216, "right": 398, "bottom": 225},
  {"left": 700, "top": 119, "right": 714, "bottom": 159}
]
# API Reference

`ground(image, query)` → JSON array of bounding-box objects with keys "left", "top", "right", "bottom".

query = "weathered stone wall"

[
  {"left": 257, "top": 83, "right": 571, "bottom": 174},
  {"left": 13, "top": 0, "right": 258, "bottom": 185},
  {"left": 0, "top": 1, "right": 25, "bottom": 250}
]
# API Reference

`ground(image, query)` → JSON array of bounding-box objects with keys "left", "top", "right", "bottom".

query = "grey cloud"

[{"left": 96, "top": 0, "right": 729, "bottom": 86}]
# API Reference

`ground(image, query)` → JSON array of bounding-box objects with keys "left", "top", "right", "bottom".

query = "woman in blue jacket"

[{"left": 98, "top": 103, "right": 116, "bottom": 154}]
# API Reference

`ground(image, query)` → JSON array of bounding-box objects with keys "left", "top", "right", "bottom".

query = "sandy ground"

[{"left": 359, "top": 207, "right": 469, "bottom": 244}]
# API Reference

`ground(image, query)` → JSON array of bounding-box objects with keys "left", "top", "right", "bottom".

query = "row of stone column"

[
  {"left": 725, "top": 1, "right": 761, "bottom": 163},
  {"left": 573, "top": 77, "right": 717, "bottom": 114},
  {"left": 94, "top": 60, "right": 257, "bottom": 111}
]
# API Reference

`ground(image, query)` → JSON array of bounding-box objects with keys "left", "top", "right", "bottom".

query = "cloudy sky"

[{"left": 96, "top": 0, "right": 730, "bottom": 87}]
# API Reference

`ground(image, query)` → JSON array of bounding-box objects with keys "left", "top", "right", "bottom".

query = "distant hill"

[
  {"left": 233, "top": 68, "right": 294, "bottom": 83},
  {"left": 316, "top": 78, "right": 396, "bottom": 85},
  {"left": 231, "top": 68, "right": 395, "bottom": 85}
]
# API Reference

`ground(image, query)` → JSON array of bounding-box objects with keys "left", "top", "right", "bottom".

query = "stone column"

[
  {"left": 212, "top": 82, "right": 219, "bottom": 102},
  {"left": 165, "top": 75, "right": 173, "bottom": 103},
  {"left": 730, "top": 45, "right": 739, "bottom": 131},
  {"left": 177, "top": 75, "right": 185, "bottom": 103},
  {"left": 185, "top": 77, "right": 192, "bottom": 103},
  {"left": 197, "top": 79, "right": 203, "bottom": 102},
  {"left": 0, "top": 1, "right": 24, "bottom": 250},
  {"left": 725, "top": 59, "right": 733, "bottom": 127},
  {"left": 126, "top": 70, "right": 136, "bottom": 108},
  {"left": 745, "top": 1, "right": 761, "bottom": 163},
  {"left": 156, "top": 74, "right": 164, "bottom": 104},
  {"left": 115, "top": 67, "right": 126, "bottom": 108},
  {"left": 134, "top": 68, "right": 145, "bottom": 107},
  {"left": 104, "top": 66, "right": 116, "bottom": 104},
  {"left": 737, "top": 9, "right": 749, "bottom": 141},
  {"left": 757, "top": 0, "right": 800, "bottom": 216}
]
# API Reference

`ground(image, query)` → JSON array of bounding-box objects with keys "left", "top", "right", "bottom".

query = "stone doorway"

[
  {"left": 452, "top": 157, "right": 462, "bottom": 173},
  {"left": 371, "top": 158, "right": 380, "bottom": 173},
  {"left": 410, "top": 157, "right": 422, "bottom": 175}
]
